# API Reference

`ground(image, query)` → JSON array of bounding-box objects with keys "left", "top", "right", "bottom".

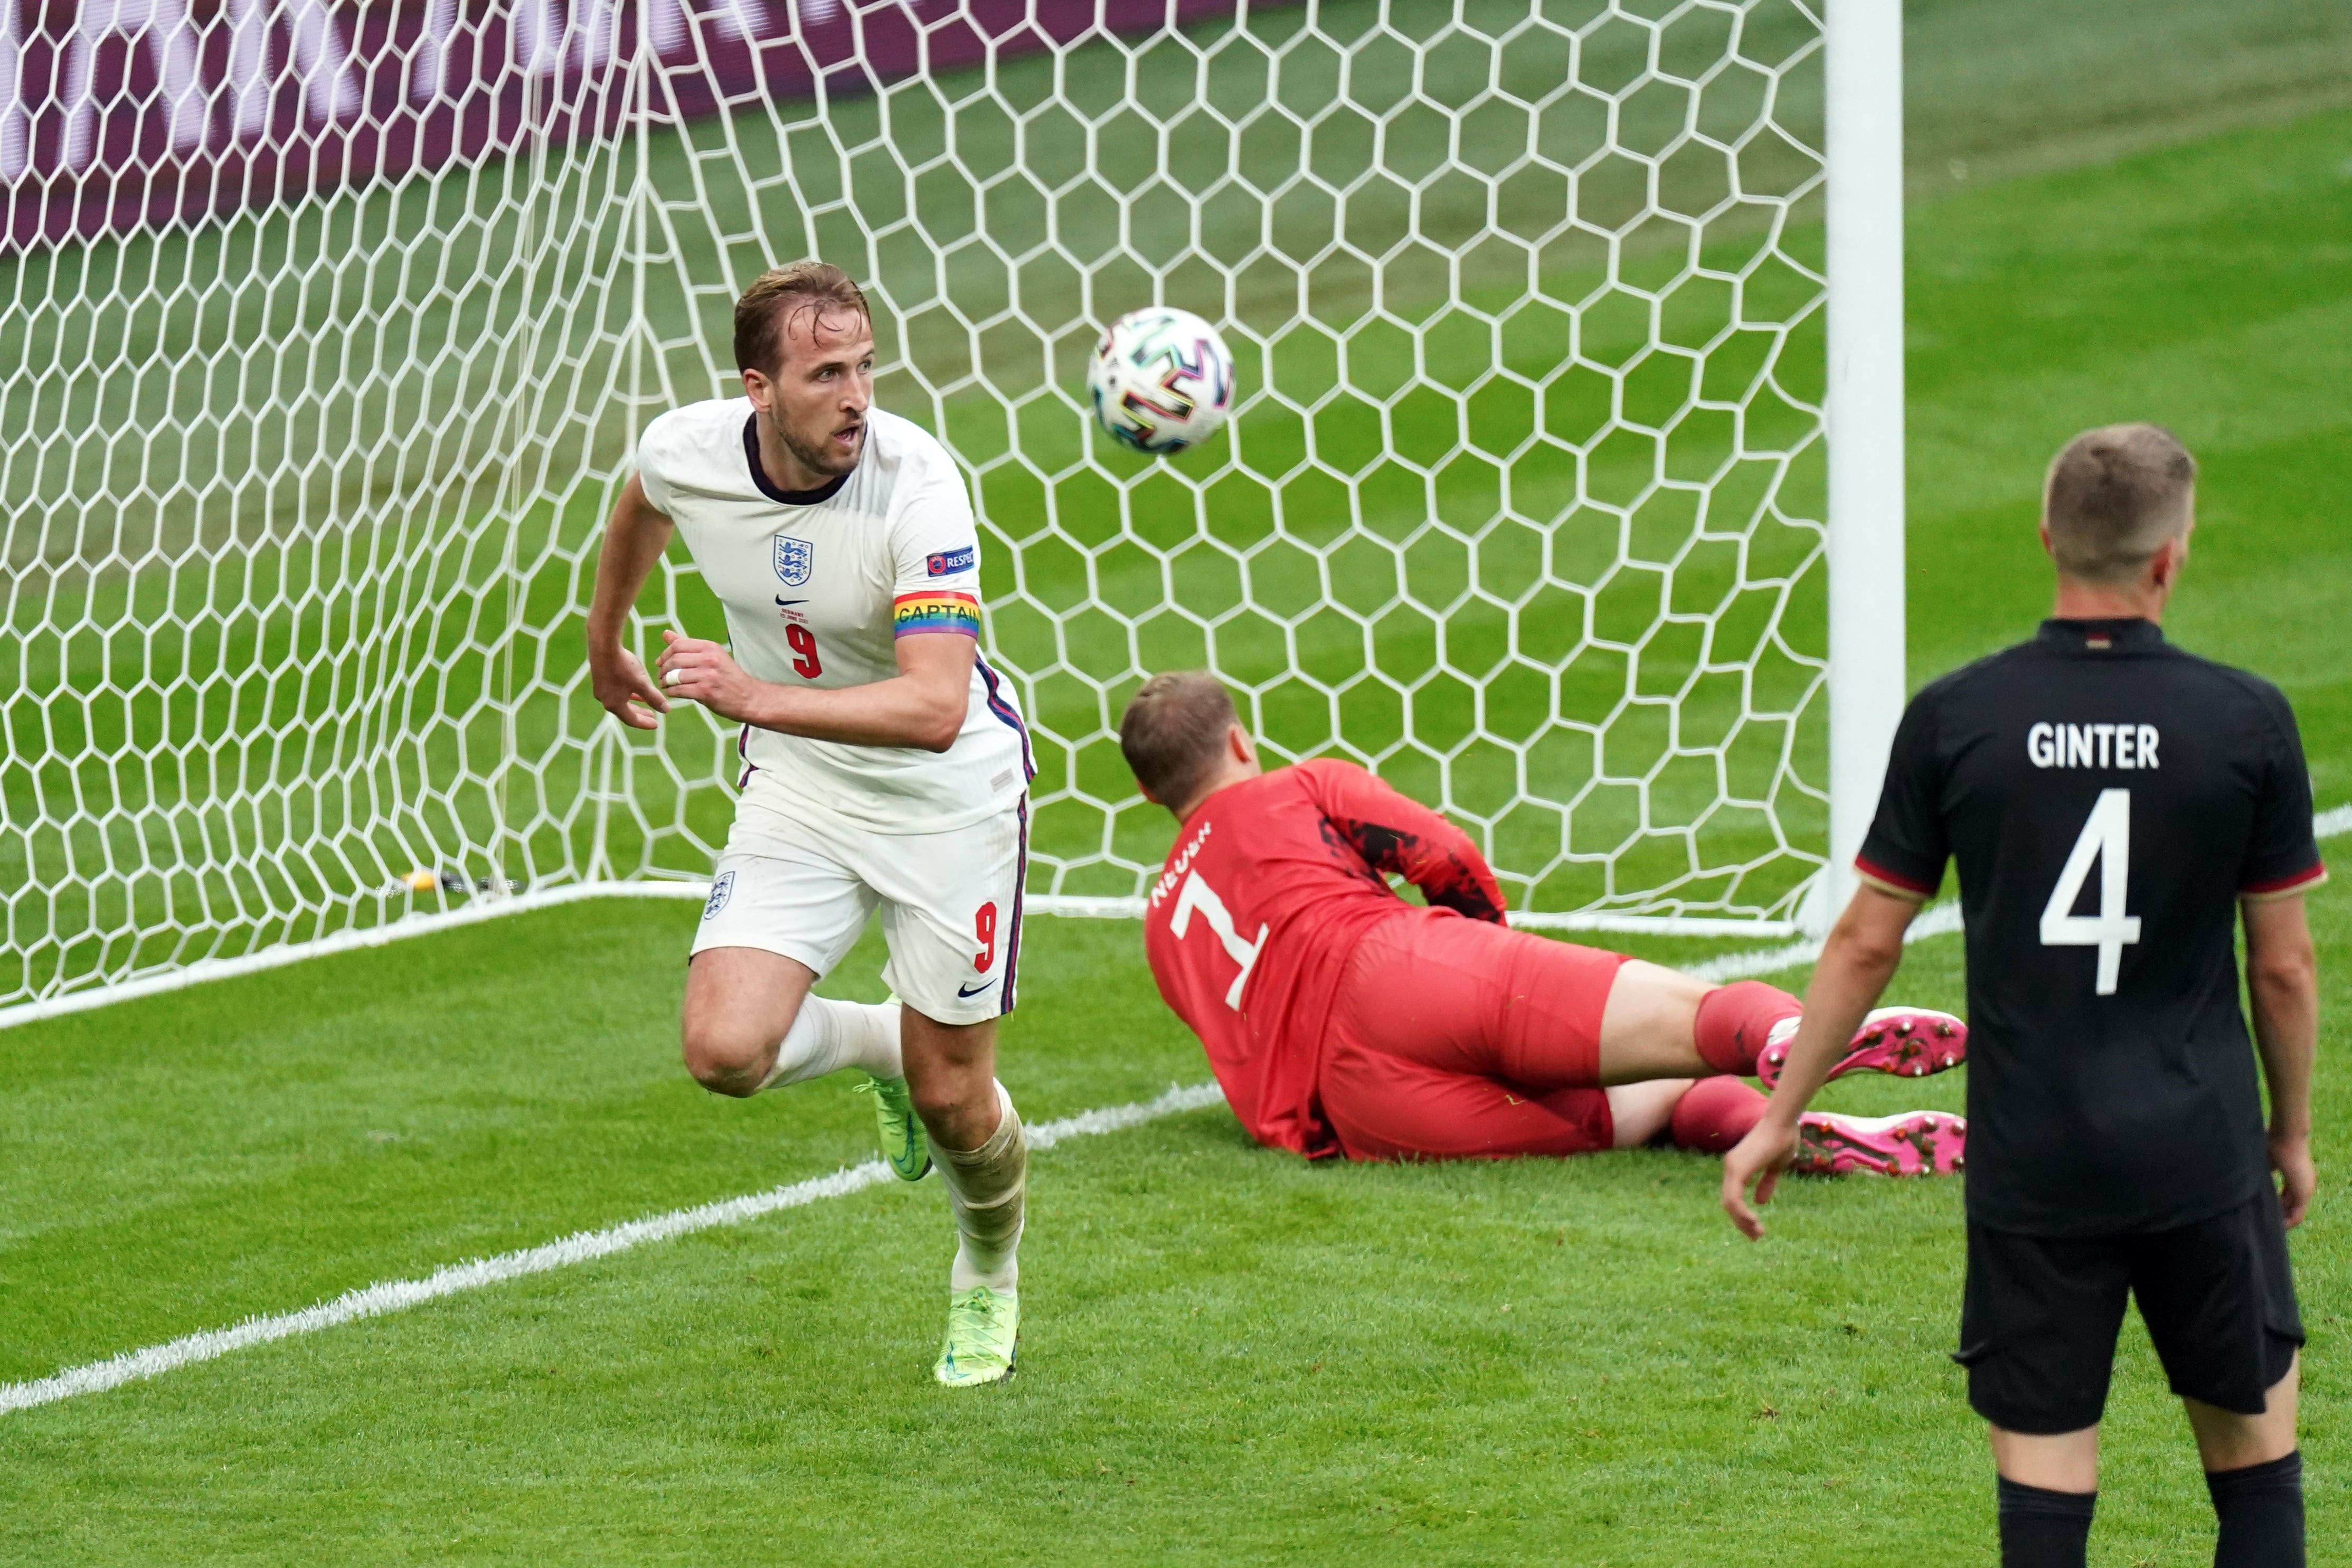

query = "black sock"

[
  {"left": 2207, "top": 1449, "right": 2303, "bottom": 1568},
  {"left": 1997, "top": 1475, "right": 2095, "bottom": 1568}
]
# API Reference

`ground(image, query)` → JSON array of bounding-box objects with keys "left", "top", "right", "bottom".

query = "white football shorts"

[{"left": 691, "top": 773, "right": 1027, "bottom": 1026}]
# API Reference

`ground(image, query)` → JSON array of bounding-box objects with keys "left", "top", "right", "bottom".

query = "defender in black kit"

[{"left": 1723, "top": 424, "right": 2323, "bottom": 1568}]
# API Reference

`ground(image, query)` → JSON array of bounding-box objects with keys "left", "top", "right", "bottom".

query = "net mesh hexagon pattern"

[{"left": 0, "top": 0, "right": 1829, "bottom": 1010}]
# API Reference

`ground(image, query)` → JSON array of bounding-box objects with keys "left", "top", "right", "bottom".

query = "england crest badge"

[
  {"left": 702, "top": 870, "right": 735, "bottom": 921},
  {"left": 772, "top": 535, "right": 814, "bottom": 587}
]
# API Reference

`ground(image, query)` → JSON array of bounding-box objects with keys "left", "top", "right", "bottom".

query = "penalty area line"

[
  {"left": 1686, "top": 901, "right": 1966, "bottom": 984},
  {"left": 1696, "top": 798, "right": 2352, "bottom": 986},
  {"left": 12, "top": 804, "right": 2343, "bottom": 1414},
  {"left": 0, "top": 1080, "right": 1227, "bottom": 1419}
]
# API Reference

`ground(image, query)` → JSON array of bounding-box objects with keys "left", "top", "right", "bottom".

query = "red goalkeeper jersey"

[{"left": 1140, "top": 759, "right": 1507, "bottom": 1157}]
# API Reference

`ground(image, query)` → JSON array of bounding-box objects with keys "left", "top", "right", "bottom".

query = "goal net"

[{"left": 1, "top": 0, "right": 1842, "bottom": 1017}]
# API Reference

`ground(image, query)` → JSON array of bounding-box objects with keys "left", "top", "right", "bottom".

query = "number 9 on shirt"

[{"left": 693, "top": 778, "right": 1027, "bottom": 1025}]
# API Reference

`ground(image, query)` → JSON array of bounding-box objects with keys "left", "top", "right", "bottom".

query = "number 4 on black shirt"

[{"left": 1857, "top": 617, "right": 2327, "bottom": 1237}]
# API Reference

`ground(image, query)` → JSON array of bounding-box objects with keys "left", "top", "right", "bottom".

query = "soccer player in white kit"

[{"left": 584, "top": 262, "right": 1032, "bottom": 1386}]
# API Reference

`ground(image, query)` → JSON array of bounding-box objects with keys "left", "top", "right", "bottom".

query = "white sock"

[
  {"left": 938, "top": 1081, "right": 1026, "bottom": 1294},
  {"left": 949, "top": 1239, "right": 1018, "bottom": 1296},
  {"left": 824, "top": 998, "right": 903, "bottom": 1079},
  {"left": 753, "top": 997, "right": 903, "bottom": 1092}
]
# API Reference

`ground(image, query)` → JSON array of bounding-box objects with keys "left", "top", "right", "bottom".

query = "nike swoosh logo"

[
  {"left": 957, "top": 979, "right": 998, "bottom": 998},
  {"left": 774, "top": 597, "right": 806, "bottom": 607}
]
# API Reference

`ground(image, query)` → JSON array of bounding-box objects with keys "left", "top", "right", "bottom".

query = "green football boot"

[
  {"left": 852, "top": 1072, "right": 931, "bottom": 1182},
  {"left": 934, "top": 1286, "right": 1019, "bottom": 1387}
]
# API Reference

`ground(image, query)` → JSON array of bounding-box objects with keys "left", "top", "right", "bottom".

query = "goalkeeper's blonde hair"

[
  {"left": 1120, "top": 672, "right": 1239, "bottom": 811},
  {"left": 2043, "top": 423, "right": 2196, "bottom": 583}
]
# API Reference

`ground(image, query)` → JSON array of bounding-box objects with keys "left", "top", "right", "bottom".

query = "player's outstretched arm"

[
  {"left": 586, "top": 475, "right": 677, "bottom": 731},
  {"left": 656, "top": 628, "right": 975, "bottom": 752},
  {"left": 1307, "top": 764, "right": 1508, "bottom": 922},
  {"left": 1721, "top": 884, "right": 1920, "bottom": 1239},
  {"left": 2244, "top": 892, "right": 2320, "bottom": 1227}
]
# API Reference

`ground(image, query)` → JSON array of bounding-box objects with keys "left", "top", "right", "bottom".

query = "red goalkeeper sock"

[
  {"left": 1692, "top": 980, "right": 1803, "bottom": 1075},
  {"left": 1668, "top": 1075, "right": 1770, "bottom": 1154}
]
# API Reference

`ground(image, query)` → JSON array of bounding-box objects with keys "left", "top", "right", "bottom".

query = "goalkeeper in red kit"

[{"left": 1120, "top": 672, "right": 1972, "bottom": 1170}]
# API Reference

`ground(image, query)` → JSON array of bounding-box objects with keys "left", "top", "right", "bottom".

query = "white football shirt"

[{"left": 635, "top": 398, "right": 1031, "bottom": 833}]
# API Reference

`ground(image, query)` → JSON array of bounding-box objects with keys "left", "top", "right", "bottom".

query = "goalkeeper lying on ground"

[{"left": 1120, "top": 672, "right": 1970, "bottom": 1172}]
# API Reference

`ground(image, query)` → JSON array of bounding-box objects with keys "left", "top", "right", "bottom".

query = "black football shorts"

[{"left": 1954, "top": 1191, "right": 2304, "bottom": 1434}]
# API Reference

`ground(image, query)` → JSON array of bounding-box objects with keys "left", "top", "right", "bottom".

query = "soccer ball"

[{"left": 1086, "top": 306, "right": 1235, "bottom": 455}]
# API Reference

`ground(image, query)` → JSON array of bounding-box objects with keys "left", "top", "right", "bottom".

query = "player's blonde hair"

[
  {"left": 733, "top": 261, "right": 871, "bottom": 376},
  {"left": 2042, "top": 423, "right": 2196, "bottom": 583},
  {"left": 1120, "top": 672, "right": 1238, "bottom": 810}
]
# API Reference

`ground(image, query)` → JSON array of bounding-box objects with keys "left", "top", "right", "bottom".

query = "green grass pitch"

[{"left": 8, "top": 18, "right": 2352, "bottom": 1568}]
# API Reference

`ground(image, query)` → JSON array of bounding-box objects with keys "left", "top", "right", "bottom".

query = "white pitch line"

[
  {"left": 8, "top": 801, "right": 2344, "bottom": 1408},
  {"left": 1685, "top": 794, "right": 2352, "bottom": 986},
  {"left": 0, "top": 1080, "right": 1227, "bottom": 1418},
  {"left": 12, "top": 804, "right": 2342, "bottom": 1034},
  {"left": 1686, "top": 900, "right": 1966, "bottom": 983},
  {"left": 1701, "top": 797, "right": 2352, "bottom": 986}
]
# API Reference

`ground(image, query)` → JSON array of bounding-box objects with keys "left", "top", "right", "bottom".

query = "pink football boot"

[
  {"left": 1795, "top": 1110, "right": 1967, "bottom": 1177},
  {"left": 1756, "top": 1006, "right": 1968, "bottom": 1091}
]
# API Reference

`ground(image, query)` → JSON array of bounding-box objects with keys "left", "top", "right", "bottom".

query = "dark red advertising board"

[{"left": 4, "top": 0, "right": 1252, "bottom": 250}]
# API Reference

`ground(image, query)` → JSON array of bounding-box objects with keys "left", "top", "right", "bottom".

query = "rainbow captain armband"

[{"left": 892, "top": 590, "right": 981, "bottom": 638}]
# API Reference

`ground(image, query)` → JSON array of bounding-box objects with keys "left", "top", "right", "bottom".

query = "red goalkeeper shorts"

[{"left": 1320, "top": 907, "right": 1631, "bottom": 1162}]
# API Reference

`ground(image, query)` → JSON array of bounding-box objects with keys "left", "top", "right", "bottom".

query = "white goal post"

[
  {"left": 1818, "top": 0, "right": 1904, "bottom": 932},
  {"left": 0, "top": 0, "right": 1904, "bottom": 1024}
]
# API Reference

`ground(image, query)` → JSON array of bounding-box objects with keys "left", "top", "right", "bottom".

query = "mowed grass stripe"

[
  {"left": 7, "top": 790, "right": 2339, "bottom": 1398},
  {"left": 2, "top": 881, "right": 2325, "bottom": 1566},
  {"left": 0, "top": 875, "right": 1974, "bottom": 1414},
  {"left": 0, "top": 1082, "right": 1225, "bottom": 1417},
  {"left": 10, "top": 848, "right": 2247, "bottom": 1418},
  {"left": 16, "top": 797, "right": 2336, "bottom": 1033}
]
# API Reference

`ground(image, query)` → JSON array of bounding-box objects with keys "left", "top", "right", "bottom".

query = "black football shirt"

[{"left": 1858, "top": 618, "right": 2326, "bottom": 1236}]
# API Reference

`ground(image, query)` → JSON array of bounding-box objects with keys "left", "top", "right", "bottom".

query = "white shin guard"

[
  {"left": 753, "top": 997, "right": 904, "bottom": 1092},
  {"left": 938, "top": 1082, "right": 1026, "bottom": 1294}
]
